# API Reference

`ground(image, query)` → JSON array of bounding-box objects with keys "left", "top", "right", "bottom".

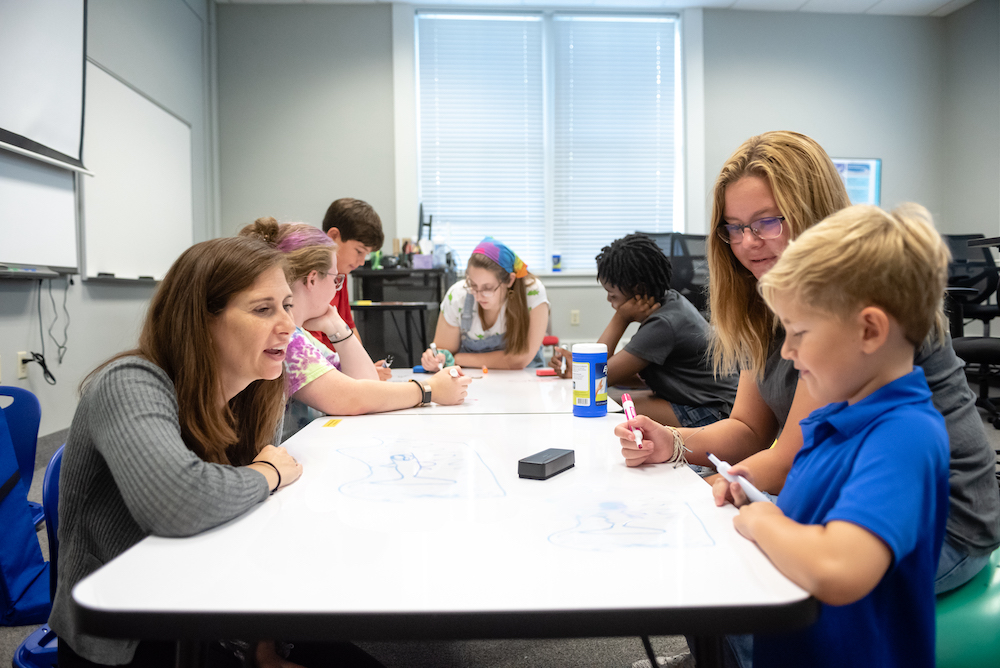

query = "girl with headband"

[{"left": 421, "top": 237, "right": 550, "bottom": 371}]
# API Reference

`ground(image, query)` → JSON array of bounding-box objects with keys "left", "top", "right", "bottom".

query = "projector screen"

[{"left": 0, "top": 0, "right": 86, "bottom": 170}]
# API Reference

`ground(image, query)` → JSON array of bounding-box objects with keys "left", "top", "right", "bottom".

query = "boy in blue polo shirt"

[{"left": 732, "top": 203, "right": 951, "bottom": 668}]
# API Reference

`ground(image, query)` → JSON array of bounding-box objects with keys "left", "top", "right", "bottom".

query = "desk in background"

[
  {"left": 351, "top": 268, "right": 456, "bottom": 362},
  {"left": 351, "top": 301, "right": 437, "bottom": 366},
  {"left": 73, "top": 413, "right": 816, "bottom": 668}
]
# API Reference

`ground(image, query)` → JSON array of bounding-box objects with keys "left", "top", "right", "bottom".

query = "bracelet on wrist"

[
  {"left": 331, "top": 330, "right": 354, "bottom": 344},
  {"left": 664, "top": 426, "right": 690, "bottom": 469},
  {"left": 252, "top": 459, "right": 281, "bottom": 494}
]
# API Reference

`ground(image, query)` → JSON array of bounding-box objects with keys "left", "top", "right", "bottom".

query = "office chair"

[
  {"left": 951, "top": 337, "right": 1000, "bottom": 431},
  {"left": 0, "top": 386, "right": 44, "bottom": 527},
  {"left": 639, "top": 232, "right": 709, "bottom": 316},
  {"left": 12, "top": 445, "right": 63, "bottom": 668},
  {"left": 944, "top": 234, "right": 1000, "bottom": 336}
]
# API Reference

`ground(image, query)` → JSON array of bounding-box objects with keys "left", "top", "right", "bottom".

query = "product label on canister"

[
  {"left": 572, "top": 361, "right": 590, "bottom": 406},
  {"left": 595, "top": 363, "right": 607, "bottom": 405}
]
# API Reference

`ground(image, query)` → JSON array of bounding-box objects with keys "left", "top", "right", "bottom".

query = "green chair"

[{"left": 936, "top": 548, "right": 1000, "bottom": 667}]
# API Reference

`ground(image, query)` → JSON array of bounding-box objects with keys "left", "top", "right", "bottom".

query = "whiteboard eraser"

[
  {"left": 536, "top": 368, "right": 557, "bottom": 376},
  {"left": 518, "top": 448, "right": 574, "bottom": 480}
]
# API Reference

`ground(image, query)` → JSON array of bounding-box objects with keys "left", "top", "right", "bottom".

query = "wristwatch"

[{"left": 410, "top": 378, "right": 432, "bottom": 406}]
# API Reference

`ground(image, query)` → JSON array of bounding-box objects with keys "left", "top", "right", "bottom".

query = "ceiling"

[{"left": 215, "top": 0, "right": 977, "bottom": 16}]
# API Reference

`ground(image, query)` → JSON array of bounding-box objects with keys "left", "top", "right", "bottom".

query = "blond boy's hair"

[{"left": 757, "top": 203, "right": 950, "bottom": 347}]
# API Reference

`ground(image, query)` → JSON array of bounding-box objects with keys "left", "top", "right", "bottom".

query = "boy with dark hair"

[
  {"left": 309, "top": 198, "right": 388, "bottom": 378},
  {"left": 551, "top": 233, "right": 737, "bottom": 427}
]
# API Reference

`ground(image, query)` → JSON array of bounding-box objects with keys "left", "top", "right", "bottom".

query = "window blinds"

[
  {"left": 417, "top": 14, "right": 546, "bottom": 270},
  {"left": 417, "top": 12, "right": 681, "bottom": 272}
]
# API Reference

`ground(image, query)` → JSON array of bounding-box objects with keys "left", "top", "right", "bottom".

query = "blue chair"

[
  {"left": 0, "top": 386, "right": 43, "bottom": 527},
  {"left": 12, "top": 445, "right": 63, "bottom": 668}
]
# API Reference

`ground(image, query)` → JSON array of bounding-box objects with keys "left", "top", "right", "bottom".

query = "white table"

[
  {"left": 386, "top": 368, "right": 623, "bottom": 415},
  {"left": 72, "top": 413, "right": 816, "bottom": 667}
]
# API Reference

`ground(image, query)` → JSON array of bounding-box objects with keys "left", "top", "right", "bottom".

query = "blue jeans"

[{"left": 935, "top": 537, "right": 992, "bottom": 594}]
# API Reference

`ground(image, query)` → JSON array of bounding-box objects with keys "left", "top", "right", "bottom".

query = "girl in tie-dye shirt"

[{"left": 239, "top": 217, "right": 471, "bottom": 440}]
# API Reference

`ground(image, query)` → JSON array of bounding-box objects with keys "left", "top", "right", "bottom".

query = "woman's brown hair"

[
  {"left": 467, "top": 253, "right": 536, "bottom": 356},
  {"left": 707, "top": 131, "right": 851, "bottom": 378},
  {"left": 83, "top": 237, "right": 288, "bottom": 466}
]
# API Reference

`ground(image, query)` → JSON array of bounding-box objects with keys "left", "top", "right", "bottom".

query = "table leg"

[
  {"left": 404, "top": 311, "right": 416, "bottom": 367},
  {"left": 175, "top": 640, "right": 206, "bottom": 668},
  {"left": 690, "top": 635, "right": 724, "bottom": 668}
]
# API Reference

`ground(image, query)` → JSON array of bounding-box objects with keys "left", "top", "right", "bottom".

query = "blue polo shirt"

[{"left": 754, "top": 368, "right": 949, "bottom": 668}]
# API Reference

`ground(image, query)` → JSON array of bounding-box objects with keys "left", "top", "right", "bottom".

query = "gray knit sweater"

[{"left": 48, "top": 357, "right": 273, "bottom": 664}]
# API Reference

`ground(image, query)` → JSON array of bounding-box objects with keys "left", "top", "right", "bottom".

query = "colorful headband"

[{"left": 472, "top": 237, "right": 528, "bottom": 278}]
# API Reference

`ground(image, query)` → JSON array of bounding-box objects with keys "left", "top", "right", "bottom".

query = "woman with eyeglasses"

[
  {"left": 420, "top": 237, "right": 550, "bottom": 371},
  {"left": 615, "top": 131, "right": 999, "bottom": 602},
  {"left": 241, "top": 218, "right": 470, "bottom": 439}
]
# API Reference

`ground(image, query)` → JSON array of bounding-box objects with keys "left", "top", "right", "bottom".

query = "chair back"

[
  {"left": 945, "top": 234, "right": 999, "bottom": 306},
  {"left": 0, "top": 387, "right": 42, "bottom": 490},
  {"left": 42, "top": 446, "right": 63, "bottom": 599},
  {"left": 640, "top": 232, "right": 709, "bottom": 315}
]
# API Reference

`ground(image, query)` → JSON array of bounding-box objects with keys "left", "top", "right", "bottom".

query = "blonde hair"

[
  {"left": 758, "top": 203, "right": 949, "bottom": 346},
  {"left": 708, "top": 131, "right": 851, "bottom": 378},
  {"left": 467, "top": 253, "right": 536, "bottom": 355},
  {"left": 239, "top": 217, "right": 335, "bottom": 285}
]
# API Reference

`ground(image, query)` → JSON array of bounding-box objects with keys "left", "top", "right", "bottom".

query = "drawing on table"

[
  {"left": 548, "top": 499, "right": 715, "bottom": 551},
  {"left": 337, "top": 438, "right": 506, "bottom": 501}
]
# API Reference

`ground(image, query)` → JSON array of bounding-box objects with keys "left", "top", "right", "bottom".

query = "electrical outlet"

[
  {"left": 17, "top": 352, "right": 30, "bottom": 380},
  {"left": 570, "top": 309, "right": 580, "bottom": 326}
]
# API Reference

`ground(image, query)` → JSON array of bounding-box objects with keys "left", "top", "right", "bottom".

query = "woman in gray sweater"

[{"left": 48, "top": 236, "right": 304, "bottom": 667}]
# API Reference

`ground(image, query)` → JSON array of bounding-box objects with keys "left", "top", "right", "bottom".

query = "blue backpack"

[{"left": 0, "top": 407, "right": 50, "bottom": 626}]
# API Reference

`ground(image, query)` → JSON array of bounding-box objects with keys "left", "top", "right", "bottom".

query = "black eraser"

[{"left": 518, "top": 448, "right": 575, "bottom": 480}]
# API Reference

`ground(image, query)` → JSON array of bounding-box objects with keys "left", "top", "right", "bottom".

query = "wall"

[
  {"left": 215, "top": 4, "right": 396, "bottom": 238},
  {"left": 0, "top": 0, "right": 215, "bottom": 435},
  {"left": 941, "top": 0, "right": 1000, "bottom": 235},
  {"left": 703, "top": 10, "right": 949, "bottom": 221}
]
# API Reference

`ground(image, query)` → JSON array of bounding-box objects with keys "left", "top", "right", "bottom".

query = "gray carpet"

[{"left": 5, "top": 415, "right": 1000, "bottom": 667}]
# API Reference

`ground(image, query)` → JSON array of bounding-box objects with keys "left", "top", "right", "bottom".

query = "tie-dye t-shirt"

[
  {"left": 283, "top": 327, "right": 341, "bottom": 440},
  {"left": 440, "top": 277, "right": 548, "bottom": 344}
]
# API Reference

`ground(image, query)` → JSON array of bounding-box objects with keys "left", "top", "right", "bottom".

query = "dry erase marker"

[
  {"left": 560, "top": 351, "right": 567, "bottom": 375},
  {"left": 707, "top": 453, "right": 771, "bottom": 504},
  {"left": 382, "top": 354, "right": 394, "bottom": 369},
  {"left": 449, "top": 367, "right": 460, "bottom": 378},
  {"left": 620, "top": 393, "right": 643, "bottom": 448},
  {"left": 430, "top": 343, "right": 437, "bottom": 355}
]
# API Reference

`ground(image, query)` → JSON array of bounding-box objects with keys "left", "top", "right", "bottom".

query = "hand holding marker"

[
  {"left": 707, "top": 453, "right": 771, "bottom": 504},
  {"left": 621, "top": 393, "right": 643, "bottom": 449}
]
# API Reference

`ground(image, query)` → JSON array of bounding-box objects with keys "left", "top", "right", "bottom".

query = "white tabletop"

[
  {"left": 385, "top": 368, "right": 623, "bottom": 415},
  {"left": 73, "top": 412, "right": 814, "bottom": 645}
]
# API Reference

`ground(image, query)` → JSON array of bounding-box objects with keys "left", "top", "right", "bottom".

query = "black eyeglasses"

[{"left": 716, "top": 216, "right": 786, "bottom": 244}]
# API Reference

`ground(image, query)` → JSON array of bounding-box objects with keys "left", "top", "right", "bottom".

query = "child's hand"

[
  {"left": 428, "top": 366, "right": 471, "bottom": 404},
  {"left": 301, "top": 304, "right": 349, "bottom": 339},
  {"left": 617, "top": 295, "right": 661, "bottom": 324},
  {"left": 733, "top": 501, "right": 784, "bottom": 542},
  {"left": 549, "top": 348, "right": 572, "bottom": 378},
  {"left": 615, "top": 414, "right": 672, "bottom": 467},
  {"left": 374, "top": 361, "right": 392, "bottom": 381},
  {"left": 711, "top": 463, "right": 755, "bottom": 507},
  {"left": 420, "top": 347, "right": 446, "bottom": 371}
]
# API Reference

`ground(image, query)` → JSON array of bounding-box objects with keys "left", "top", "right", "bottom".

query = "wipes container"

[{"left": 572, "top": 343, "right": 608, "bottom": 417}]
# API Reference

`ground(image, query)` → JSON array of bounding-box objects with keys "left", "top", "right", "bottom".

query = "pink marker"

[{"left": 621, "top": 393, "right": 643, "bottom": 448}]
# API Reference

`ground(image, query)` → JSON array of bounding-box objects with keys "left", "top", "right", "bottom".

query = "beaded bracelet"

[{"left": 253, "top": 459, "right": 281, "bottom": 494}]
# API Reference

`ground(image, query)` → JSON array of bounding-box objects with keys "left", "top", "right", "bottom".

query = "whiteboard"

[
  {"left": 81, "top": 62, "right": 193, "bottom": 280},
  {"left": 0, "top": 149, "right": 78, "bottom": 269}
]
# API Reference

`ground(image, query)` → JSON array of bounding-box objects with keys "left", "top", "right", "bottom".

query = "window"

[{"left": 417, "top": 12, "right": 682, "bottom": 273}]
